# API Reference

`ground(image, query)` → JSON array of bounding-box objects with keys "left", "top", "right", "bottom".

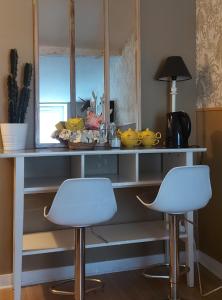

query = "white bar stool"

[
  {"left": 44, "top": 178, "right": 117, "bottom": 300},
  {"left": 137, "top": 165, "right": 212, "bottom": 300}
]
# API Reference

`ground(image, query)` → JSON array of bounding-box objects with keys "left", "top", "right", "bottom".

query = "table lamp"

[
  {"left": 157, "top": 56, "right": 192, "bottom": 112},
  {"left": 156, "top": 56, "right": 192, "bottom": 148}
]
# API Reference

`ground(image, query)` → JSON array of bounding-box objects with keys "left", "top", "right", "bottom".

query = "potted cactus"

[{"left": 0, "top": 49, "right": 32, "bottom": 150}]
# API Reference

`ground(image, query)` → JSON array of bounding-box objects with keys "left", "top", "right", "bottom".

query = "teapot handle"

[
  {"left": 152, "top": 139, "right": 160, "bottom": 146},
  {"left": 155, "top": 132, "right": 161, "bottom": 139}
]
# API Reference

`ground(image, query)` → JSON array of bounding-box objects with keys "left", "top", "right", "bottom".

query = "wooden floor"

[{"left": 1, "top": 268, "right": 222, "bottom": 300}]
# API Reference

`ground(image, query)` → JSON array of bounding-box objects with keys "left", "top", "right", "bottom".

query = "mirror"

[{"left": 34, "top": 0, "right": 141, "bottom": 147}]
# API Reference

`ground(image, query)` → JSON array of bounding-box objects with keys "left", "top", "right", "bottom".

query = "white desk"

[{"left": 0, "top": 147, "right": 206, "bottom": 300}]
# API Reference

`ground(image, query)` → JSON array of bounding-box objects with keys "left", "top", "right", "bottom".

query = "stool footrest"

[
  {"left": 50, "top": 278, "right": 104, "bottom": 296},
  {"left": 143, "top": 264, "right": 190, "bottom": 280}
]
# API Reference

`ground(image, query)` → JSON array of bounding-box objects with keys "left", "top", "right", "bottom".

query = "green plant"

[{"left": 7, "top": 49, "right": 32, "bottom": 123}]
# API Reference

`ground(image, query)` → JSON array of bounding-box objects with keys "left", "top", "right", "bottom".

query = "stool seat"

[
  {"left": 44, "top": 178, "right": 117, "bottom": 227},
  {"left": 137, "top": 165, "right": 211, "bottom": 214}
]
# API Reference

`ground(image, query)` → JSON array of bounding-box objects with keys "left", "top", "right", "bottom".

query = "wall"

[
  {"left": 196, "top": 0, "right": 222, "bottom": 262},
  {"left": 0, "top": 0, "right": 34, "bottom": 275},
  {"left": 141, "top": 0, "right": 196, "bottom": 144},
  {"left": 0, "top": 0, "right": 196, "bottom": 276},
  {"left": 196, "top": 0, "right": 222, "bottom": 109},
  {"left": 197, "top": 110, "right": 222, "bottom": 262}
]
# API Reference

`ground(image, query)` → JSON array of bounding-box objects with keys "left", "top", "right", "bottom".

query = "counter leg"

[
  {"left": 185, "top": 211, "right": 194, "bottom": 287},
  {"left": 185, "top": 152, "right": 194, "bottom": 287},
  {"left": 13, "top": 157, "right": 25, "bottom": 300}
]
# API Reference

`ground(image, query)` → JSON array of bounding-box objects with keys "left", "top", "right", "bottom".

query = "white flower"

[
  {"left": 53, "top": 129, "right": 100, "bottom": 144},
  {"left": 59, "top": 129, "right": 71, "bottom": 140}
]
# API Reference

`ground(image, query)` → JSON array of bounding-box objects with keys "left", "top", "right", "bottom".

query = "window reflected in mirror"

[
  {"left": 75, "top": 0, "right": 105, "bottom": 119},
  {"left": 37, "top": 0, "right": 71, "bottom": 145},
  {"left": 39, "top": 54, "right": 70, "bottom": 143}
]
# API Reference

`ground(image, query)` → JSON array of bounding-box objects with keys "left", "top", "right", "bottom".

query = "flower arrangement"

[
  {"left": 52, "top": 116, "right": 104, "bottom": 150},
  {"left": 52, "top": 127, "right": 100, "bottom": 144},
  {"left": 51, "top": 91, "right": 109, "bottom": 149}
]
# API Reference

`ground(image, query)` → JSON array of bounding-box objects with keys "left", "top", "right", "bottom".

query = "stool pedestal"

[
  {"left": 75, "top": 227, "right": 85, "bottom": 300},
  {"left": 169, "top": 214, "right": 180, "bottom": 300},
  {"left": 50, "top": 227, "right": 103, "bottom": 298}
]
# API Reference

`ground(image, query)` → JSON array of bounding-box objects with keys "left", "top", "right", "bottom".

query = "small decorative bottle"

[{"left": 109, "top": 123, "right": 121, "bottom": 148}]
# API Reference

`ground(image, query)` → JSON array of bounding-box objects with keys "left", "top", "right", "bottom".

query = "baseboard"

[
  {"left": 198, "top": 251, "right": 222, "bottom": 280},
  {"left": 0, "top": 250, "right": 200, "bottom": 290},
  {"left": 3, "top": 251, "right": 222, "bottom": 289},
  {"left": 21, "top": 253, "right": 165, "bottom": 286},
  {"left": 0, "top": 273, "right": 13, "bottom": 290},
  {"left": 0, "top": 253, "right": 165, "bottom": 289}
]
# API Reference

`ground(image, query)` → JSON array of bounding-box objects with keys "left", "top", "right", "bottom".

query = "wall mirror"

[{"left": 34, "top": 0, "right": 141, "bottom": 147}]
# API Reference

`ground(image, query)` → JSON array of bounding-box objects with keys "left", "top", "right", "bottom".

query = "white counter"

[
  {"left": 0, "top": 146, "right": 206, "bottom": 157},
  {"left": 0, "top": 146, "right": 206, "bottom": 300}
]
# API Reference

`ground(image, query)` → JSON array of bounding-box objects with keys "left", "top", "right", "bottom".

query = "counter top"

[{"left": 0, "top": 146, "right": 207, "bottom": 158}]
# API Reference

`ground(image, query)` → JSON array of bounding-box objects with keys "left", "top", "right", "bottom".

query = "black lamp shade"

[{"left": 157, "top": 56, "right": 192, "bottom": 81}]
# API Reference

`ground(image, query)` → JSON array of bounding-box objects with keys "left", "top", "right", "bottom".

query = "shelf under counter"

[
  {"left": 138, "top": 173, "right": 163, "bottom": 186},
  {"left": 24, "top": 173, "right": 163, "bottom": 194},
  {"left": 23, "top": 228, "right": 103, "bottom": 255},
  {"left": 23, "top": 220, "right": 187, "bottom": 256},
  {"left": 85, "top": 173, "right": 162, "bottom": 188},
  {"left": 24, "top": 177, "right": 69, "bottom": 194}
]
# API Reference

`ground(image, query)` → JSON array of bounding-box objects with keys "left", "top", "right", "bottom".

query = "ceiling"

[{"left": 38, "top": 0, "right": 136, "bottom": 52}]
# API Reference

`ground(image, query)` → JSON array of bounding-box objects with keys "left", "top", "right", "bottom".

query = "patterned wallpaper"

[{"left": 197, "top": 0, "right": 222, "bottom": 108}]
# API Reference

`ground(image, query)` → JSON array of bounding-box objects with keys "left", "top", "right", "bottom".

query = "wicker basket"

[{"left": 68, "top": 142, "right": 96, "bottom": 150}]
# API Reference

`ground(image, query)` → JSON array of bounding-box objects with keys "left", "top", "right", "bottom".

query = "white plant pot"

[{"left": 0, "top": 123, "right": 28, "bottom": 151}]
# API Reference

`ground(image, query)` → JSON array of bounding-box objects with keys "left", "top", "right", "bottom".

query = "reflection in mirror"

[
  {"left": 75, "top": 0, "right": 105, "bottom": 120},
  {"left": 35, "top": 0, "right": 140, "bottom": 147},
  {"left": 37, "top": 0, "right": 71, "bottom": 145},
  {"left": 109, "top": 0, "right": 137, "bottom": 128}
]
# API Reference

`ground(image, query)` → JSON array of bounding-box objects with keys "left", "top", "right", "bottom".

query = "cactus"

[{"left": 7, "top": 49, "right": 32, "bottom": 123}]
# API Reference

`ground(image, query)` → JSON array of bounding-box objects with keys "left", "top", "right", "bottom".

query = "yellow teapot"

[
  {"left": 117, "top": 128, "right": 141, "bottom": 148},
  {"left": 139, "top": 128, "right": 161, "bottom": 147}
]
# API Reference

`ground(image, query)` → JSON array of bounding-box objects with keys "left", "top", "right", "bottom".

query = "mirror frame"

[{"left": 33, "top": 0, "right": 141, "bottom": 148}]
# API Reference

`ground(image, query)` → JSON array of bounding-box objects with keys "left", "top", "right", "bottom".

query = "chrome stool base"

[
  {"left": 143, "top": 264, "right": 189, "bottom": 280},
  {"left": 50, "top": 278, "right": 104, "bottom": 296},
  {"left": 163, "top": 298, "right": 187, "bottom": 300},
  {"left": 166, "top": 298, "right": 188, "bottom": 300}
]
